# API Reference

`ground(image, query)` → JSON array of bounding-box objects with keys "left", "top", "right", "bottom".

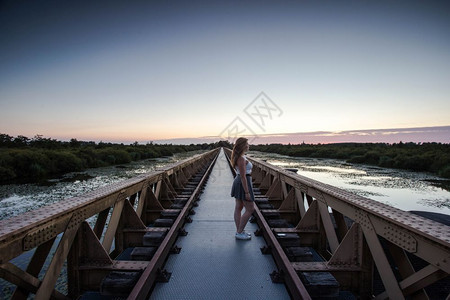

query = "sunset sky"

[{"left": 1, "top": 1, "right": 449, "bottom": 144}]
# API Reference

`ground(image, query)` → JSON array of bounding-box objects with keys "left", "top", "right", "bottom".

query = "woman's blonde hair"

[{"left": 231, "top": 137, "right": 248, "bottom": 168}]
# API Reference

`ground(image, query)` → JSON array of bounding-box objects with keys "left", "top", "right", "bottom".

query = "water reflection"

[{"left": 249, "top": 151, "right": 450, "bottom": 215}]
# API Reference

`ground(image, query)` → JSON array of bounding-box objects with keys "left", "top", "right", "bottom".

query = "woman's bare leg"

[
  {"left": 237, "top": 200, "right": 255, "bottom": 233},
  {"left": 234, "top": 199, "right": 244, "bottom": 231}
]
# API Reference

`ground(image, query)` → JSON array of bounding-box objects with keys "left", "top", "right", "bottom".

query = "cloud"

[{"left": 153, "top": 126, "right": 450, "bottom": 145}]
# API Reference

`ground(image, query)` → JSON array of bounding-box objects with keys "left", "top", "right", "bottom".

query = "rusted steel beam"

[
  {"left": 386, "top": 241, "right": 429, "bottom": 299},
  {"left": 11, "top": 237, "right": 56, "bottom": 300},
  {"left": 292, "top": 261, "right": 362, "bottom": 272},
  {"left": 102, "top": 198, "right": 125, "bottom": 253},
  {"left": 332, "top": 210, "right": 348, "bottom": 241},
  {"left": 375, "top": 264, "right": 447, "bottom": 299},
  {"left": 0, "top": 263, "right": 68, "bottom": 300},
  {"left": 122, "top": 227, "right": 169, "bottom": 233},
  {"left": 35, "top": 214, "right": 81, "bottom": 300},
  {"left": 115, "top": 199, "right": 147, "bottom": 254},
  {"left": 78, "top": 260, "right": 149, "bottom": 271},
  {"left": 278, "top": 188, "right": 297, "bottom": 211},
  {"left": 69, "top": 221, "right": 113, "bottom": 297},
  {"left": 254, "top": 206, "right": 312, "bottom": 300},
  {"left": 93, "top": 208, "right": 110, "bottom": 240},
  {"left": 292, "top": 223, "right": 364, "bottom": 274}
]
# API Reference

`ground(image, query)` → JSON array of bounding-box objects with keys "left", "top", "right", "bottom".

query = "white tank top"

[{"left": 235, "top": 155, "right": 253, "bottom": 175}]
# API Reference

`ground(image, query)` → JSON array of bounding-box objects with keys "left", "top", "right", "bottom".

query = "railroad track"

[
  {"left": 81, "top": 151, "right": 219, "bottom": 299},
  {"left": 223, "top": 150, "right": 313, "bottom": 300},
  {"left": 85, "top": 148, "right": 307, "bottom": 299},
  {"left": 120, "top": 148, "right": 332, "bottom": 299}
]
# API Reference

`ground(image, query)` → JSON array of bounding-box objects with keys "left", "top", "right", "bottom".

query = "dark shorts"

[{"left": 230, "top": 174, "right": 255, "bottom": 202}]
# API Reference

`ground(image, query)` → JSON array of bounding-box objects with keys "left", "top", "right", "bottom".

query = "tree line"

[
  {"left": 0, "top": 134, "right": 230, "bottom": 183},
  {"left": 2, "top": 133, "right": 448, "bottom": 183},
  {"left": 250, "top": 142, "right": 450, "bottom": 179}
]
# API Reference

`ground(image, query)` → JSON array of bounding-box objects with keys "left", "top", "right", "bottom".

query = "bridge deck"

[{"left": 150, "top": 150, "right": 290, "bottom": 299}]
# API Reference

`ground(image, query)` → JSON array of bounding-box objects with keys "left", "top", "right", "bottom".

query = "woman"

[{"left": 230, "top": 137, "right": 255, "bottom": 240}]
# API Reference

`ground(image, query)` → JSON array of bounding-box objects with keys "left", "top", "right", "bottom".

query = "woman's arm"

[{"left": 237, "top": 156, "right": 251, "bottom": 201}]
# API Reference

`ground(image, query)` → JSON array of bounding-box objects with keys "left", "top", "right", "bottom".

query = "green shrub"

[
  {"left": 438, "top": 165, "right": 450, "bottom": 178},
  {"left": 29, "top": 163, "right": 47, "bottom": 177},
  {"left": 362, "top": 151, "right": 380, "bottom": 165},
  {"left": 8, "top": 149, "right": 50, "bottom": 178},
  {"left": 379, "top": 155, "right": 394, "bottom": 168},
  {"left": 47, "top": 151, "right": 84, "bottom": 174},
  {"left": 347, "top": 155, "right": 365, "bottom": 164},
  {"left": 144, "top": 149, "right": 159, "bottom": 158},
  {"left": 0, "top": 166, "right": 16, "bottom": 181},
  {"left": 76, "top": 148, "right": 98, "bottom": 167},
  {"left": 98, "top": 148, "right": 131, "bottom": 165}
]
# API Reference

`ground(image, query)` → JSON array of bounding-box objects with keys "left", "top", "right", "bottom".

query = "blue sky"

[{"left": 1, "top": 0, "right": 449, "bottom": 143}]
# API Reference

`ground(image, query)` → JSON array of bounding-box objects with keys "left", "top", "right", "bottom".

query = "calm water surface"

[{"left": 249, "top": 151, "right": 450, "bottom": 215}]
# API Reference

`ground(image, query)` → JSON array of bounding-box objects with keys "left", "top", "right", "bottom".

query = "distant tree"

[
  {"left": 70, "top": 138, "right": 81, "bottom": 147},
  {"left": 217, "top": 140, "right": 232, "bottom": 149},
  {"left": 14, "top": 135, "right": 30, "bottom": 147},
  {"left": 0, "top": 133, "right": 14, "bottom": 147},
  {"left": 31, "top": 134, "right": 60, "bottom": 148}
]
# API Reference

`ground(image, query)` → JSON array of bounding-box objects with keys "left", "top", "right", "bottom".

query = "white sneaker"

[
  {"left": 235, "top": 232, "right": 251, "bottom": 240},
  {"left": 242, "top": 230, "right": 252, "bottom": 237},
  {"left": 235, "top": 231, "right": 251, "bottom": 237}
]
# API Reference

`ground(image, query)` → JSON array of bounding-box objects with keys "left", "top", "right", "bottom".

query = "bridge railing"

[
  {"left": 225, "top": 148, "right": 449, "bottom": 299},
  {"left": 0, "top": 148, "right": 219, "bottom": 299}
]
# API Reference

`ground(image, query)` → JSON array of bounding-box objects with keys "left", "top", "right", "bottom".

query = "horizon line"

[
  {"left": 154, "top": 125, "right": 450, "bottom": 144},
  {"left": 1, "top": 125, "right": 449, "bottom": 145}
]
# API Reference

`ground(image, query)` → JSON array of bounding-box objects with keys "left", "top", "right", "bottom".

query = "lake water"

[{"left": 249, "top": 151, "right": 450, "bottom": 215}]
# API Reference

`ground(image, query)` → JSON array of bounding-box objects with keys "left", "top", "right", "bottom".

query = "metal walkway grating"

[{"left": 150, "top": 149, "right": 290, "bottom": 299}]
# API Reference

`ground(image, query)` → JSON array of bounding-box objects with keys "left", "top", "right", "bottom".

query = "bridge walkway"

[{"left": 150, "top": 149, "right": 290, "bottom": 299}]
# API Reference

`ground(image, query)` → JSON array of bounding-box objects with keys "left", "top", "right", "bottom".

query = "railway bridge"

[{"left": 0, "top": 148, "right": 449, "bottom": 299}]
